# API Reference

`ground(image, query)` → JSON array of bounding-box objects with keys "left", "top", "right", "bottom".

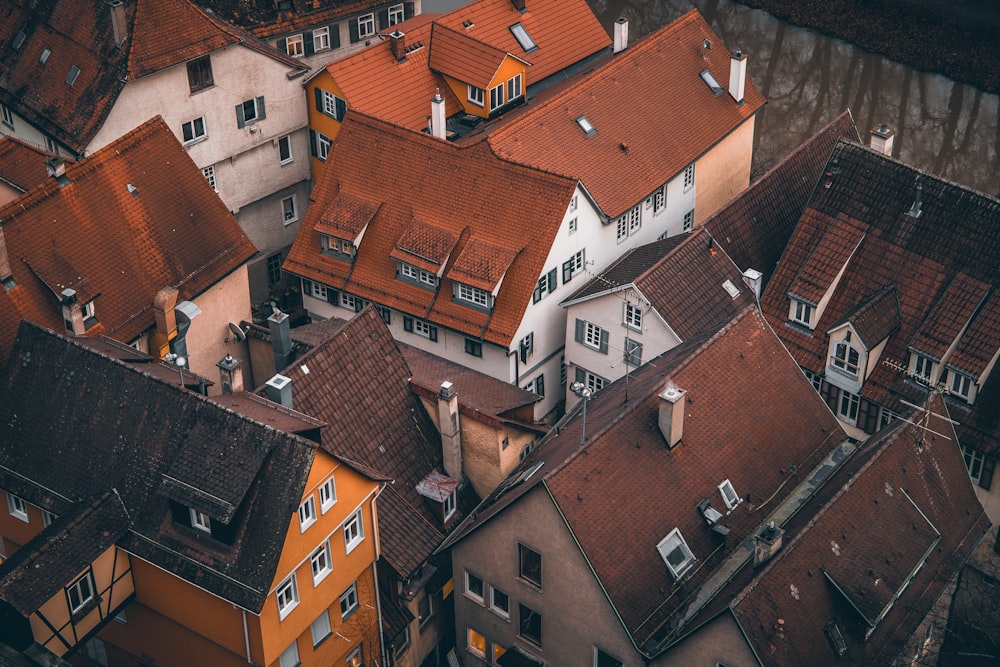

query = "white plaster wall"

[{"left": 0, "top": 108, "right": 69, "bottom": 155}]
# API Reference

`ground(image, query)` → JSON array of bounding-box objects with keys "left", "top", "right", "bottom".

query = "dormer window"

[
  {"left": 443, "top": 489, "right": 456, "bottom": 521},
  {"left": 189, "top": 508, "right": 211, "bottom": 533},
  {"left": 81, "top": 300, "right": 98, "bottom": 329},
  {"left": 455, "top": 283, "right": 493, "bottom": 310},
  {"left": 948, "top": 370, "right": 973, "bottom": 402},
  {"left": 398, "top": 262, "right": 438, "bottom": 289},
  {"left": 831, "top": 332, "right": 860, "bottom": 377},
  {"left": 718, "top": 479, "right": 740, "bottom": 509},
  {"left": 657, "top": 528, "right": 695, "bottom": 579},
  {"left": 66, "top": 571, "right": 95, "bottom": 615},
  {"left": 789, "top": 299, "right": 814, "bottom": 328},
  {"left": 321, "top": 235, "right": 356, "bottom": 262},
  {"left": 912, "top": 353, "right": 935, "bottom": 383},
  {"left": 468, "top": 85, "right": 484, "bottom": 107}
]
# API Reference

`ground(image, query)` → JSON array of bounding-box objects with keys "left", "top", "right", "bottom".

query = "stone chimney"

[
  {"left": 511, "top": 0, "right": 526, "bottom": 13},
  {"left": 110, "top": 1, "right": 128, "bottom": 47},
  {"left": 61, "top": 288, "right": 86, "bottom": 336},
  {"left": 389, "top": 30, "right": 406, "bottom": 62},
  {"left": 268, "top": 308, "right": 293, "bottom": 372},
  {"left": 753, "top": 521, "right": 785, "bottom": 566},
  {"left": 728, "top": 49, "right": 747, "bottom": 104},
  {"left": 870, "top": 123, "right": 895, "bottom": 156},
  {"left": 430, "top": 89, "right": 446, "bottom": 140},
  {"left": 217, "top": 354, "right": 244, "bottom": 394},
  {"left": 0, "top": 227, "right": 11, "bottom": 283},
  {"left": 658, "top": 382, "right": 686, "bottom": 448},
  {"left": 437, "top": 381, "right": 462, "bottom": 479},
  {"left": 265, "top": 374, "right": 293, "bottom": 408},
  {"left": 613, "top": 18, "right": 629, "bottom": 54},
  {"left": 742, "top": 268, "right": 763, "bottom": 300}
]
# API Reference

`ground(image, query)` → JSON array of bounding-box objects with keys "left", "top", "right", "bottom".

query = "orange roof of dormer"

[
  {"left": 313, "top": 190, "right": 380, "bottom": 240},
  {"left": 446, "top": 238, "right": 519, "bottom": 292},
  {"left": 428, "top": 22, "right": 527, "bottom": 90},
  {"left": 390, "top": 219, "right": 461, "bottom": 273}
]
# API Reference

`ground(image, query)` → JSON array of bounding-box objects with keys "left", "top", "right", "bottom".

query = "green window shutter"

[
  {"left": 981, "top": 457, "right": 995, "bottom": 491},
  {"left": 547, "top": 268, "right": 557, "bottom": 290},
  {"left": 403, "top": 316, "right": 413, "bottom": 332},
  {"left": 235, "top": 103, "right": 246, "bottom": 128},
  {"left": 257, "top": 97, "right": 266, "bottom": 121},
  {"left": 377, "top": 8, "right": 389, "bottom": 29},
  {"left": 304, "top": 31, "right": 314, "bottom": 56},
  {"left": 349, "top": 18, "right": 360, "bottom": 43},
  {"left": 315, "top": 88, "right": 323, "bottom": 112},
  {"left": 331, "top": 23, "right": 341, "bottom": 49},
  {"left": 404, "top": 2, "right": 415, "bottom": 19},
  {"left": 309, "top": 130, "right": 317, "bottom": 157},
  {"left": 535, "top": 374, "right": 544, "bottom": 397},
  {"left": 302, "top": 279, "right": 313, "bottom": 293},
  {"left": 562, "top": 259, "right": 572, "bottom": 283},
  {"left": 574, "top": 319, "right": 584, "bottom": 344},
  {"left": 599, "top": 328, "right": 609, "bottom": 354},
  {"left": 575, "top": 367, "right": 585, "bottom": 383},
  {"left": 277, "top": 37, "right": 287, "bottom": 53},
  {"left": 335, "top": 96, "right": 347, "bottom": 121},
  {"left": 327, "top": 288, "right": 339, "bottom": 305},
  {"left": 429, "top": 326, "right": 438, "bottom": 342}
]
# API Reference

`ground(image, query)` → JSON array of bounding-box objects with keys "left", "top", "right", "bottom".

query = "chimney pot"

[
  {"left": 658, "top": 382, "right": 686, "bottom": 448},
  {"left": 742, "top": 268, "right": 763, "bottom": 299},
  {"left": 870, "top": 123, "right": 895, "bottom": 156},
  {"left": 268, "top": 308, "right": 293, "bottom": 372},
  {"left": 61, "top": 288, "right": 86, "bottom": 336},
  {"left": 613, "top": 17, "right": 629, "bottom": 54},
  {"left": 729, "top": 49, "right": 748, "bottom": 104},
  {"left": 754, "top": 523, "right": 785, "bottom": 566},
  {"left": 389, "top": 29, "right": 406, "bottom": 62}
]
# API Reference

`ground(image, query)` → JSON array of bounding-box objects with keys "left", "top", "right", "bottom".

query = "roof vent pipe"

[
  {"left": 268, "top": 308, "right": 293, "bottom": 372},
  {"left": 613, "top": 18, "right": 629, "bottom": 54},
  {"left": 729, "top": 49, "right": 747, "bottom": 104}
]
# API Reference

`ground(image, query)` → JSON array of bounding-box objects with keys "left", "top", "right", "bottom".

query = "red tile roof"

[
  {"left": 0, "top": 137, "right": 60, "bottom": 195},
  {"left": 487, "top": 9, "right": 765, "bottom": 218},
  {"left": 0, "top": 116, "right": 256, "bottom": 366},
  {"left": 283, "top": 111, "right": 578, "bottom": 346},
  {"left": 428, "top": 22, "right": 513, "bottom": 90},
  {"left": 908, "top": 272, "right": 989, "bottom": 361},
  {"left": 195, "top": 0, "right": 393, "bottom": 40},
  {"left": 787, "top": 215, "right": 867, "bottom": 305}
]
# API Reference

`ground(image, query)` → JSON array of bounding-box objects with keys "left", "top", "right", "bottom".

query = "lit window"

[
  {"left": 339, "top": 582, "right": 359, "bottom": 620},
  {"left": 683, "top": 163, "right": 695, "bottom": 190},
  {"left": 624, "top": 303, "right": 642, "bottom": 330},
  {"left": 311, "top": 610, "right": 332, "bottom": 646},
  {"left": 282, "top": 195, "right": 298, "bottom": 224},
  {"left": 490, "top": 83, "right": 505, "bottom": 112},
  {"left": 181, "top": 116, "right": 206, "bottom": 144},
  {"left": 202, "top": 165, "right": 217, "bottom": 191},
  {"left": 236, "top": 97, "right": 266, "bottom": 127},
  {"left": 279, "top": 135, "right": 293, "bottom": 164},
  {"left": 190, "top": 508, "right": 211, "bottom": 533},
  {"left": 509, "top": 23, "right": 537, "bottom": 52},
  {"left": 790, "top": 299, "right": 814, "bottom": 327},
  {"left": 6, "top": 493, "right": 28, "bottom": 522},
  {"left": 518, "top": 544, "right": 541, "bottom": 588},
  {"left": 468, "top": 627, "right": 487, "bottom": 658},
  {"left": 345, "top": 646, "right": 363, "bottom": 667},
  {"left": 718, "top": 479, "right": 740, "bottom": 509},
  {"left": 276, "top": 574, "right": 299, "bottom": 619},
  {"left": 322, "top": 235, "right": 355, "bottom": 261},
  {"left": 319, "top": 478, "right": 337, "bottom": 513},
  {"left": 657, "top": 528, "right": 696, "bottom": 579},
  {"left": 357, "top": 13, "right": 376, "bottom": 38},
  {"left": 344, "top": 510, "right": 364, "bottom": 553},
  {"left": 490, "top": 587, "right": 510, "bottom": 618},
  {"left": 310, "top": 542, "right": 332, "bottom": 585},
  {"left": 468, "top": 85, "right": 484, "bottom": 106},
  {"left": 313, "top": 26, "right": 331, "bottom": 51},
  {"left": 286, "top": 34, "right": 304, "bottom": 56},
  {"left": 518, "top": 603, "right": 542, "bottom": 646},
  {"left": 388, "top": 3, "right": 405, "bottom": 25},
  {"left": 278, "top": 642, "right": 299, "bottom": 667},
  {"left": 67, "top": 572, "right": 95, "bottom": 615},
  {"left": 466, "top": 571, "right": 484, "bottom": 603}
]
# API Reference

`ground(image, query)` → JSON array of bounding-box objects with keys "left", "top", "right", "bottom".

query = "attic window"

[
  {"left": 66, "top": 65, "right": 81, "bottom": 85},
  {"left": 11, "top": 31, "right": 26, "bottom": 50},
  {"left": 576, "top": 116, "right": 596, "bottom": 137},
  {"left": 718, "top": 479, "right": 740, "bottom": 509},
  {"left": 39, "top": 48, "right": 51, "bottom": 64},
  {"left": 722, "top": 279, "right": 740, "bottom": 299},
  {"left": 189, "top": 508, "right": 211, "bottom": 533},
  {"left": 699, "top": 69, "right": 724, "bottom": 95},
  {"left": 509, "top": 23, "right": 537, "bottom": 52},
  {"left": 657, "top": 528, "right": 696, "bottom": 579}
]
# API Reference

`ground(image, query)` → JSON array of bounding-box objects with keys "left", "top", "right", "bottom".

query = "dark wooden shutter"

[
  {"left": 429, "top": 326, "right": 438, "bottom": 342},
  {"left": 858, "top": 397, "right": 879, "bottom": 434},
  {"left": 378, "top": 8, "right": 389, "bottom": 30},
  {"left": 309, "top": 130, "right": 317, "bottom": 157},
  {"left": 349, "top": 18, "right": 360, "bottom": 43},
  {"left": 562, "top": 259, "right": 572, "bottom": 283},
  {"left": 981, "top": 457, "right": 995, "bottom": 490},
  {"left": 599, "top": 328, "right": 609, "bottom": 354},
  {"left": 277, "top": 37, "right": 287, "bottom": 53},
  {"left": 302, "top": 278, "right": 313, "bottom": 294},
  {"left": 257, "top": 96, "right": 266, "bottom": 121},
  {"left": 335, "top": 96, "right": 347, "bottom": 120},
  {"left": 404, "top": 2, "right": 415, "bottom": 19},
  {"left": 404, "top": 315, "right": 414, "bottom": 332},
  {"left": 574, "top": 319, "right": 584, "bottom": 343},
  {"left": 575, "top": 367, "right": 585, "bottom": 383},
  {"left": 535, "top": 374, "right": 544, "bottom": 397},
  {"left": 327, "top": 288, "right": 339, "bottom": 305},
  {"left": 315, "top": 88, "right": 323, "bottom": 112},
  {"left": 547, "top": 268, "right": 556, "bottom": 291},
  {"left": 331, "top": 23, "right": 341, "bottom": 49},
  {"left": 304, "top": 31, "right": 314, "bottom": 56},
  {"left": 235, "top": 103, "right": 246, "bottom": 128},
  {"left": 533, "top": 280, "right": 542, "bottom": 303},
  {"left": 820, "top": 380, "right": 839, "bottom": 412}
]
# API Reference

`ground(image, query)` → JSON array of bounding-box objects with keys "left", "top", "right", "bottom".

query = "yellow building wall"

[
  {"left": 693, "top": 116, "right": 756, "bottom": 227},
  {"left": 306, "top": 73, "right": 350, "bottom": 180},
  {"left": 0, "top": 491, "right": 44, "bottom": 553}
]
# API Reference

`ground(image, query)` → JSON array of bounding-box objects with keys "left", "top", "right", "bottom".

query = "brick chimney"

[
  {"left": 870, "top": 123, "right": 895, "bottom": 156},
  {"left": 389, "top": 29, "right": 406, "bottom": 62},
  {"left": 110, "top": 1, "right": 128, "bottom": 47},
  {"left": 61, "top": 288, "right": 86, "bottom": 336},
  {"left": 511, "top": 0, "right": 526, "bottom": 12},
  {"left": 217, "top": 353, "right": 244, "bottom": 394},
  {"left": 437, "top": 381, "right": 462, "bottom": 479},
  {"left": 613, "top": 18, "right": 629, "bottom": 54},
  {"left": 265, "top": 374, "right": 293, "bottom": 408},
  {"left": 728, "top": 49, "right": 747, "bottom": 104},
  {"left": 658, "top": 382, "right": 686, "bottom": 448},
  {"left": 268, "top": 308, "right": 293, "bottom": 372},
  {"left": 430, "top": 89, "right": 446, "bottom": 139},
  {"left": 753, "top": 521, "right": 784, "bottom": 566}
]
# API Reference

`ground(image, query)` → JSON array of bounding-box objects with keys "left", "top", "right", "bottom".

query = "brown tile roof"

[
  {"left": 0, "top": 322, "right": 325, "bottom": 612},
  {"left": 390, "top": 219, "right": 460, "bottom": 271},
  {"left": 195, "top": 0, "right": 393, "bottom": 40},
  {"left": 949, "top": 289, "right": 1000, "bottom": 377},
  {"left": 284, "top": 111, "right": 577, "bottom": 346},
  {"left": 563, "top": 236, "right": 687, "bottom": 303},
  {"left": 486, "top": 9, "right": 765, "bottom": 219},
  {"left": 428, "top": 22, "right": 512, "bottom": 90},
  {"left": 729, "top": 393, "right": 989, "bottom": 666},
  {"left": 0, "top": 137, "right": 59, "bottom": 195},
  {"left": 787, "top": 215, "right": 867, "bottom": 305},
  {"left": 314, "top": 190, "right": 381, "bottom": 239},
  {"left": 322, "top": 0, "right": 610, "bottom": 130},
  {"left": 908, "top": 272, "right": 989, "bottom": 361},
  {"left": 703, "top": 110, "right": 860, "bottom": 288},
  {"left": 0, "top": 116, "right": 256, "bottom": 367},
  {"left": 829, "top": 284, "right": 901, "bottom": 349}
]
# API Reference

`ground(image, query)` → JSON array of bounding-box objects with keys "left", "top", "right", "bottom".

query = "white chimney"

[
  {"left": 728, "top": 49, "right": 747, "bottom": 104},
  {"left": 430, "top": 89, "right": 446, "bottom": 140},
  {"left": 613, "top": 18, "right": 629, "bottom": 54},
  {"left": 217, "top": 354, "right": 244, "bottom": 394},
  {"left": 437, "top": 381, "right": 462, "bottom": 479},
  {"left": 658, "top": 382, "right": 686, "bottom": 448},
  {"left": 61, "top": 288, "right": 86, "bottom": 336},
  {"left": 870, "top": 123, "right": 895, "bottom": 156},
  {"left": 265, "top": 374, "right": 293, "bottom": 408},
  {"left": 110, "top": 1, "right": 127, "bottom": 47},
  {"left": 742, "top": 268, "right": 763, "bottom": 300}
]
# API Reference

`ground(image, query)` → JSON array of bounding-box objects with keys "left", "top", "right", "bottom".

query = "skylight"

[
  {"left": 40, "top": 48, "right": 51, "bottom": 65},
  {"left": 509, "top": 23, "right": 537, "bottom": 52},
  {"left": 12, "top": 31, "right": 26, "bottom": 51},
  {"left": 699, "top": 69, "right": 723, "bottom": 95},
  {"left": 66, "top": 66, "right": 81, "bottom": 85},
  {"left": 576, "top": 116, "right": 596, "bottom": 137},
  {"left": 722, "top": 279, "right": 740, "bottom": 299}
]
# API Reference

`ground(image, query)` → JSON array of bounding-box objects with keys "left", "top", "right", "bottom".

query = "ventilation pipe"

[
  {"left": 110, "top": 1, "right": 128, "bottom": 47},
  {"left": 265, "top": 374, "right": 293, "bottom": 408},
  {"left": 430, "top": 89, "right": 447, "bottom": 140},
  {"left": 268, "top": 308, "right": 293, "bottom": 372}
]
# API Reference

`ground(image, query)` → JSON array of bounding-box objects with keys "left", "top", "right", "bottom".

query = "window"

[
  {"left": 624, "top": 302, "right": 642, "bottom": 330},
  {"left": 314, "top": 26, "right": 331, "bottom": 51},
  {"left": 339, "top": 582, "right": 359, "bottom": 620},
  {"left": 533, "top": 268, "right": 557, "bottom": 303},
  {"left": 286, "top": 34, "right": 304, "bottom": 56},
  {"left": 719, "top": 479, "right": 740, "bottom": 509},
  {"left": 181, "top": 116, "right": 206, "bottom": 144},
  {"left": 190, "top": 508, "right": 211, "bottom": 533},
  {"left": 575, "top": 319, "right": 608, "bottom": 354},
  {"left": 913, "top": 354, "right": 934, "bottom": 382},
  {"left": 653, "top": 185, "right": 666, "bottom": 212},
  {"left": 683, "top": 209, "right": 695, "bottom": 232},
  {"left": 377, "top": 305, "right": 392, "bottom": 324},
  {"left": 466, "top": 571, "right": 484, "bottom": 603},
  {"left": 7, "top": 493, "right": 28, "bottom": 522},
  {"left": 418, "top": 592, "right": 434, "bottom": 627},
  {"left": 315, "top": 132, "right": 332, "bottom": 161},
  {"left": 520, "top": 332, "right": 534, "bottom": 362},
  {"left": 465, "top": 338, "right": 483, "bottom": 357},
  {"left": 962, "top": 446, "right": 995, "bottom": 490},
  {"left": 563, "top": 249, "right": 585, "bottom": 282},
  {"left": 321, "top": 235, "right": 355, "bottom": 260},
  {"left": 42, "top": 509, "right": 55, "bottom": 527},
  {"left": 950, "top": 371, "right": 973, "bottom": 400},
  {"left": 683, "top": 163, "right": 695, "bottom": 190},
  {"left": 568, "top": 217, "right": 578, "bottom": 234},
  {"left": 1, "top": 103, "right": 13, "bottom": 127},
  {"left": 310, "top": 542, "right": 332, "bottom": 585},
  {"left": 187, "top": 56, "right": 214, "bottom": 93},
  {"left": 317, "top": 89, "right": 347, "bottom": 121},
  {"left": 276, "top": 575, "right": 299, "bottom": 619},
  {"left": 394, "top": 627, "right": 411, "bottom": 656},
  {"left": 399, "top": 262, "right": 438, "bottom": 288},
  {"left": 345, "top": 646, "right": 363, "bottom": 667},
  {"left": 282, "top": 195, "right": 298, "bottom": 224},
  {"left": 507, "top": 73, "right": 523, "bottom": 101},
  {"left": 576, "top": 367, "right": 606, "bottom": 393},
  {"left": 837, "top": 389, "right": 860, "bottom": 423},
  {"left": 623, "top": 339, "right": 642, "bottom": 367},
  {"left": 577, "top": 115, "right": 596, "bottom": 136},
  {"left": 490, "top": 587, "right": 509, "bottom": 618},
  {"left": 518, "top": 603, "right": 542, "bottom": 646},
  {"left": 267, "top": 253, "right": 282, "bottom": 285},
  {"left": 344, "top": 510, "right": 364, "bottom": 553},
  {"left": 279, "top": 642, "right": 300, "bottom": 667},
  {"left": 404, "top": 316, "right": 438, "bottom": 341},
  {"left": 657, "top": 528, "right": 696, "bottom": 579},
  {"left": 341, "top": 293, "right": 363, "bottom": 312},
  {"left": 879, "top": 408, "right": 897, "bottom": 429},
  {"left": 570, "top": 195, "right": 578, "bottom": 212},
  {"left": 832, "top": 336, "right": 860, "bottom": 376},
  {"left": 595, "top": 648, "right": 625, "bottom": 667},
  {"left": 357, "top": 13, "right": 376, "bottom": 38},
  {"left": 518, "top": 544, "right": 541, "bottom": 588},
  {"left": 468, "top": 85, "right": 484, "bottom": 106},
  {"left": 306, "top": 279, "right": 329, "bottom": 300},
  {"left": 67, "top": 572, "right": 95, "bottom": 615},
  {"left": 278, "top": 135, "right": 293, "bottom": 164},
  {"left": 443, "top": 489, "right": 456, "bottom": 520},
  {"left": 457, "top": 283, "right": 491, "bottom": 308},
  {"left": 63, "top": 64, "right": 81, "bottom": 86},
  {"left": 298, "top": 496, "right": 316, "bottom": 531},
  {"left": 388, "top": 3, "right": 405, "bottom": 25},
  {"left": 202, "top": 165, "right": 217, "bottom": 191},
  {"left": 468, "top": 627, "right": 487, "bottom": 658},
  {"left": 490, "top": 84, "right": 505, "bottom": 111},
  {"left": 616, "top": 206, "right": 640, "bottom": 243},
  {"left": 790, "top": 299, "right": 814, "bottom": 327},
  {"left": 319, "top": 478, "right": 337, "bottom": 513},
  {"left": 236, "top": 96, "right": 266, "bottom": 127},
  {"left": 509, "top": 23, "right": 537, "bottom": 52}
]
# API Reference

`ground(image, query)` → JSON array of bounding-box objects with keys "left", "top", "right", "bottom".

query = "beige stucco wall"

[
  {"left": 694, "top": 117, "right": 756, "bottom": 227},
  {"left": 654, "top": 612, "right": 760, "bottom": 666},
  {"left": 187, "top": 264, "right": 252, "bottom": 393}
]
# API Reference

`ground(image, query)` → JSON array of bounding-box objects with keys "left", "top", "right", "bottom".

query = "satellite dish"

[{"left": 228, "top": 322, "right": 246, "bottom": 342}]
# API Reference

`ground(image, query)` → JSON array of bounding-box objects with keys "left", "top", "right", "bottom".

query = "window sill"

[
  {"left": 280, "top": 158, "right": 294, "bottom": 166},
  {"left": 345, "top": 538, "right": 363, "bottom": 555},
  {"left": 278, "top": 600, "right": 299, "bottom": 621},
  {"left": 827, "top": 364, "right": 859, "bottom": 380},
  {"left": 516, "top": 576, "right": 541, "bottom": 592},
  {"left": 313, "top": 569, "right": 332, "bottom": 587},
  {"left": 341, "top": 607, "right": 358, "bottom": 622},
  {"left": 183, "top": 136, "right": 208, "bottom": 148},
  {"left": 283, "top": 217, "right": 298, "bottom": 226},
  {"left": 10, "top": 511, "right": 29, "bottom": 523},
  {"left": 188, "top": 85, "right": 215, "bottom": 96},
  {"left": 70, "top": 596, "right": 103, "bottom": 624}
]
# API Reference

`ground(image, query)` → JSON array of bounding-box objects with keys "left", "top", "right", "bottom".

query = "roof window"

[
  {"left": 509, "top": 23, "right": 537, "bottom": 52},
  {"left": 576, "top": 116, "right": 596, "bottom": 137},
  {"left": 12, "top": 31, "right": 26, "bottom": 50},
  {"left": 66, "top": 66, "right": 81, "bottom": 85},
  {"left": 39, "top": 48, "right": 51, "bottom": 64},
  {"left": 699, "top": 69, "right": 723, "bottom": 95},
  {"left": 657, "top": 528, "right": 696, "bottom": 579}
]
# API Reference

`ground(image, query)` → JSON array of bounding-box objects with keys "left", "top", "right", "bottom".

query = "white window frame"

[
  {"left": 310, "top": 610, "right": 332, "bottom": 646},
  {"left": 831, "top": 339, "right": 860, "bottom": 377},
  {"left": 319, "top": 478, "right": 337, "bottom": 513},
  {"left": 276, "top": 574, "right": 299, "bottom": 620},
  {"left": 568, "top": 217, "right": 578, "bottom": 234},
  {"left": 341, "top": 293, "right": 363, "bottom": 311},
  {"left": 490, "top": 586, "right": 510, "bottom": 618},
  {"left": 490, "top": 83, "right": 505, "bottom": 111},
  {"left": 583, "top": 322, "right": 603, "bottom": 350},
  {"left": 286, "top": 34, "right": 304, "bottom": 57},
  {"left": 564, "top": 249, "right": 585, "bottom": 282},
  {"left": 718, "top": 479, "right": 740, "bottom": 509},
  {"left": 316, "top": 132, "right": 332, "bottom": 161},
  {"left": 313, "top": 26, "right": 331, "bottom": 51},
  {"left": 443, "top": 489, "right": 457, "bottom": 520},
  {"left": 190, "top": 508, "right": 211, "bottom": 533},
  {"left": 581, "top": 369, "right": 605, "bottom": 393},
  {"left": 308, "top": 280, "right": 329, "bottom": 300},
  {"left": 962, "top": 446, "right": 988, "bottom": 486},
  {"left": 1, "top": 103, "right": 13, "bottom": 127},
  {"left": 319, "top": 89, "right": 341, "bottom": 120},
  {"left": 414, "top": 319, "right": 435, "bottom": 339},
  {"left": 7, "top": 493, "right": 29, "bottom": 522},
  {"left": 357, "top": 13, "right": 376, "bottom": 38},
  {"left": 202, "top": 165, "right": 217, "bottom": 191},
  {"left": 457, "top": 283, "right": 490, "bottom": 308},
  {"left": 657, "top": 528, "right": 696, "bottom": 579},
  {"left": 913, "top": 354, "right": 934, "bottom": 382},
  {"left": 388, "top": 3, "right": 405, "bottom": 25},
  {"left": 468, "top": 85, "right": 484, "bottom": 106},
  {"left": 278, "top": 135, "right": 293, "bottom": 164},
  {"left": 42, "top": 509, "right": 55, "bottom": 527},
  {"left": 345, "top": 646, "right": 363, "bottom": 667},
  {"left": 949, "top": 370, "right": 972, "bottom": 400},
  {"left": 569, "top": 195, "right": 578, "bottom": 212},
  {"left": 465, "top": 570, "right": 485, "bottom": 603},
  {"left": 837, "top": 389, "right": 860, "bottom": 424},
  {"left": 624, "top": 302, "right": 642, "bottom": 331},
  {"left": 239, "top": 97, "right": 263, "bottom": 125},
  {"left": 279, "top": 642, "right": 300, "bottom": 667},
  {"left": 67, "top": 571, "right": 95, "bottom": 615},
  {"left": 790, "top": 299, "right": 814, "bottom": 327},
  {"left": 400, "top": 262, "right": 438, "bottom": 288},
  {"left": 310, "top": 541, "right": 333, "bottom": 586},
  {"left": 298, "top": 496, "right": 316, "bottom": 532},
  {"left": 282, "top": 195, "right": 298, "bottom": 225},
  {"left": 507, "top": 73, "right": 523, "bottom": 101},
  {"left": 616, "top": 206, "right": 640, "bottom": 243},
  {"left": 181, "top": 116, "right": 206, "bottom": 145},
  {"left": 339, "top": 582, "right": 359, "bottom": 620},
  {"left": 653, "top": 185, "right": 666, "bottom": 212},
  {"left": 683, "top": 209, "right": 695, "bottom": 232},
  {"left": 468, "top": 627, "right": 487, "bottom": 659},
  {"left": 683, "top": 163, "right": 695, "bottom": 190},
  {"left": 344, "top": 509, "right": 364, "bottom": 553}
]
